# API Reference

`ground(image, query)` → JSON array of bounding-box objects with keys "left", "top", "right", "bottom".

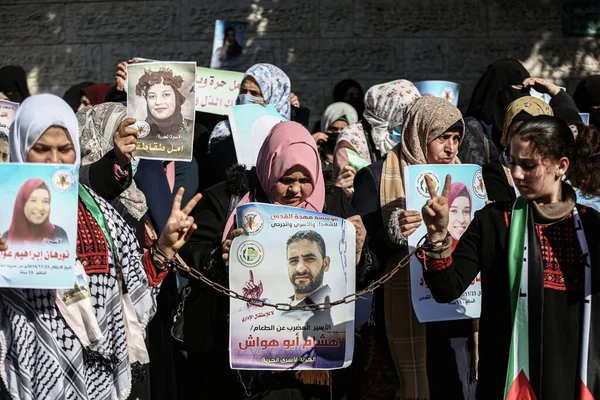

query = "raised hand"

[
  {"left": 336, "top": 165, "right": 357, "bottom": 200},
  {"left": 346, "top": 215, "right": 366, "bottom": 264},
  {"left": 242, "top": 270, "right": 264, "bottom": 299},
  {"left": 222, "top": 228, "right": 244, "bottom": 262},
  {"left": 115, "top": 60, "right": 132, "bottom": 92},
  {"left": 157, "top": 188, "right": 202, "bottom": 259},
  {"left": 522, "top": 77, "right": 560, "bottom": 97},
  {"left": 421, "top": 174, "right": 452, "bottom": 243},
  {"left": 113, "top": 118, "right": 138, "bottom": 168}
]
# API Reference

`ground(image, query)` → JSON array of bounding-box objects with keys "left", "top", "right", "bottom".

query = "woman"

[
  {"left": 419, "top": 116, "right": 600, "bottom": 399},
  {"left": 352, "top": 96, "right": 476, "bottom": 399},
  {"left": 448, "top": 182, "right": 472, "bottom": 251},
  {"left": 312, "top": 102, "right": 359, "bottom": 169},
  {"left": 2, "top": 178, "right": 68, "bottom": 245},
  {"left": 482, "top": 96, "right": 554, "bottom": 202},
  {"left": 573, "top": 74, "right": 600, "bottom": 129},
  {"left": 334, "top": 79, "right": 420, "bottom": 197},
  {"left": 135, "top": 68, "right": 193, "bottom": 141},
  {"left": 212, "top": 26, "right": 243, "bottom": 70},
  {"left": 79, "top": 83, "right": 112, "bottom": 111},
  {"left": 333, "top": 79, "right": 364, "bottom": 117},
  {"left": 0, "top": 93, "right": 201, "bottom": 400},
  {"left": 180, "top": 121, "right": 373, "bottom": 399}
]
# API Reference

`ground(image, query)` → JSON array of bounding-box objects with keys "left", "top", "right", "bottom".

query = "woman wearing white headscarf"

[
  {"left": 0, "top": 94, "right": 200, "bottom": 400},
  {"left": 312, "top": 102, "right": 359, "bottom": 169}
]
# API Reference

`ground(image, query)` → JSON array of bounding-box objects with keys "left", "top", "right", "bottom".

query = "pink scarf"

[{"left": 222, "top": 121, "right": 325, "bottom": 241}]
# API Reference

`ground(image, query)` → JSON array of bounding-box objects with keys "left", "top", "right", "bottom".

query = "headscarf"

[
  {"left": 9, "top": 94, "right": 81, "bottom": 167},
  {"left": 500, "top": 96, "right": 553, "bottom": 147},
  {"left": 448, "top": 182, "right": 472, "bottom": 210},
  {"left": 80, "top": 84, "right": 112, "bottom": 107},
  {"left": 381, "top": 96, "right": 463, "bottom": 221},
  {"left": 466, "top": 58, "right": 530, "bottom": 146},
  {"left": 78, "top": 102, "right": 148, "bottom": 220},
  {"left": 336, "top": 79, "right": 420, "bottom": 162},
  {"left": 209, "top": 63, "right": 291, "bottom": 147},
  {"left": 0, "top": 66, "right": 30, "bottom": 103},
  {"left": 333, "top": 79, "right": 364, "bottom": 116},
  {"left": 573, "top": 75, "right": 600, "bottom": 128},
  {"left": 6, "top": 178, "right": 55, "bottom": 243},
  {"left": 222, "top": 121, "right": 325, "bottom": 241},
  {"left": 62, "top": 81, "right": 95, "bottom": 112},
  {"left": 320, "top": 102, "right": 359, "bottom": 132}
]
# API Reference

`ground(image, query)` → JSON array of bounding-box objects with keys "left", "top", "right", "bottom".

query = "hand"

[
  {"left": 336, "top": 165, "right": 357, "bottom": 200},
  {"left": 312, "top": 132, "right": 328, "bottom": 147},
  {"left": 114, "top": 118, "right": 138, "bottom": 168},
  {"left": 157, "top": 188, "right": 202, "bottom": 260},
  {"left": 347, "top": 215, "right": 366, "bottom": 264},
  {"left": 0, "top": 238, "right": 7, "bottom": 252},
  {"left": 421, "top": 174, "right": 452, "bottom": 243},
  {"left": 115, "top": 60, "right": 132, "bottom": 92},
  {"left": 522, "top": 77, "right": 560, "bottom": 97},
  {"left": 397, "top": 210, "right": 423, "bottom": 238},
  {"left": 222, "top": 228, "right": 244, "bottom": 262},
  {"left": 290, "top": 92, "right": 300, "bottom": 108},
  {"left": 242, "top": 270, "right": 264, "bottom": 299}
]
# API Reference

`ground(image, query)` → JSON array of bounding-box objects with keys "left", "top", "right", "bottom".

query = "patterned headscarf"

[
  {"left": 209, "top": 63, "right": 291, "bottom": 148},
  {"left": 78, "top": 102, "right": 148, "bottom": 220},
  {"left": 336, "top": 79, "right": 420, "bottom": 162},
  {"left": 500, "top": 96, "right": 553, "bottom": 147}
]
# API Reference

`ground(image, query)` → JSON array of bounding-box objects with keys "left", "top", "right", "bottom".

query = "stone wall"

[{"left": 1, "top": 0, "right": 599, "bottom": 125}]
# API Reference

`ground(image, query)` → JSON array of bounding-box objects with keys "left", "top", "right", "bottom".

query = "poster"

[
  {"left": 210, "top": 20, "right": 246, "bottom": 70},
  {"left": 580, "top": 113, "right": 590, "bottom": 125},
  {"left": 126, "top": 61, "right": 196, "bottom": 161},
  {"left": 404, "top": 164, "right": 487, "bottom": 322},
  {"left": 195, "top": 67, "right": 244, "bottom": 114},
  {"left": 229, "top": 104, "right": 286, "bottom": 168},
  {"left": 414, "top": 81, "right": 461, "bottom": 107},
  {"left": 229, "top": 203, "right": 355, "bottom": 370},
  {"left": 0, "top": 100, "right": 18, "bottom": 163},
  {"left": 529, "top": 86, "right": 566, "bottom": 104},
  {"left": 0, "top": 164, "right": 78, "bottom": 288}
]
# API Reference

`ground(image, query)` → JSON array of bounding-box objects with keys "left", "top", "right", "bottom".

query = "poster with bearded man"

[
  {"left": 126, "top": 62, "right": 196, "bottom": 161},
  {"left": 229, "top": 203, "right": 356, "bottom": 370}
]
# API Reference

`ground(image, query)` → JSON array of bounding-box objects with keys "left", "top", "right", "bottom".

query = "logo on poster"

[
  {"left": 52, "top": 169, "right": 75, "bottom": 193},
  {"left": 416, "top": 171, "right": 440, "bottom": 198},
  {"left": 472, "top": 171, "right": 487, "bottom": 199},
  {"left": 237, "top": 240, "right": 264, "bottom": 268},
  {"left": 241, "top": 208, "right": 264, "bottom": 235},
  {"left": 133, "top": 121, "right": 151, "bottom": 139}
]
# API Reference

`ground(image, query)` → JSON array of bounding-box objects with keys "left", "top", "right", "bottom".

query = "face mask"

[
  {"left": 390, "top": 126, "right": 402, "bottom": 143},
  {"left": 131, "top": 156, "right": 140, "bottom": 176},
  {"left": 237, "top": 94, "right": 264, "bottom": 105}
]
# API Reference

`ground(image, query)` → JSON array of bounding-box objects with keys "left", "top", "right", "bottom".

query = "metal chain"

[{"left": 172, "top": 235, "right": 427, "bottom": 311}]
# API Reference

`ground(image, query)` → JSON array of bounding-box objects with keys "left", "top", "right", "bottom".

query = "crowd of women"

[{"left": 0, "top": 58, "right": 599, "bottom": 400}]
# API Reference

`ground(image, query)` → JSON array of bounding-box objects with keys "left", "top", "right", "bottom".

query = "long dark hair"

[{"left": 513, "top": 115, "right": 600, "bottom": 197}]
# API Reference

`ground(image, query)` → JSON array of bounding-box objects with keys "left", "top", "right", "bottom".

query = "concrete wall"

[{"left": 1, "top": 0, "right": 599, "bottom": 125}]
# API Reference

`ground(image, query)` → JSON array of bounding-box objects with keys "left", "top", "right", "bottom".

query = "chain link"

[{"left": 172, "top": 236, "right": 427, "bottom": 311}]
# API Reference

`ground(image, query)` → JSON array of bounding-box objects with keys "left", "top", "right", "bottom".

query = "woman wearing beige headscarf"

[{"left": 352, "top": 96, "right": 475, "bottom": 399}]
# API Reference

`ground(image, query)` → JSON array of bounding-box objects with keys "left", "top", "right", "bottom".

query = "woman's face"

[
  {"left": 239, "top": 78, "right": 263, "bottom": 98},
  {"left": 508, "top": 137, "right": 566, "bottom": 202},
  {"left": 27, "top": 127, "right": 76, "bottom": 164},
  {"left": 269, "top": 165, "right": 314, "bottom": 207},
  {"left": 426, "top": 128, "right": 462, "bottom": 164},
  {"left": 147, "top": 82, "right": 176, "bottom": 120},
  {"left": 24, "top": 188, "right": 50, "bottom": 225},
  {"left": 326, "top": 120, "right": 349, "bottom": 135},
  {"left": 448, "top": 195, "right": 471, "bottom": 240},
  {"left": 78, "top": 95, "right": 92, "bottom": 112}
]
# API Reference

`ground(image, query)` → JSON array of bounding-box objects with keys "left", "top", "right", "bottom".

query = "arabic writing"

[
  {"left": 261, "top": 356, "right": 316, "bottom": 364},
  {"left": 238, "top": 333, "right": 341, "bottom": 351},
  {"left": 0, "top": 250, "right": 70, "bottom": 261},
  {"left": 136, "top": 142, "right": 185, "bottom": 154}
]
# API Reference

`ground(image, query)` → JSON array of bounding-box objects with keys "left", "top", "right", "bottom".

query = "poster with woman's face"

[
  {"left": 126, "top": 62, "right": 196, "bottom": 161},
  {"left": 210, "top": 20, "right": 246, "bottom": 71},
  {"left": 0, "top": 164, "right": 78, "bottom": 288}
]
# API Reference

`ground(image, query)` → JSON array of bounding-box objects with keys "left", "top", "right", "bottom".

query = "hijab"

[
  {"left": 449, "top": 182, "right": 472, "bottom": 210},
  {"left": 209, "top": 63, "right": 291, "bottom": 147},
  {"left": 138, "top": 72, "right": 187, "bottom": 137},
  {"left": 500, "top": 96, "right": 553, "bottom": 147},
  {"left": 337, "top": 79, "right": 421, "bottom": 162},
  {"left": 222, "top": 121, "right": 325, "bottom": 241},
  {"left": 6, "top": 178, "right": 55, "bottom": 243},
  {"left": 573, "top": 75, "right": 600, "bottom": 129},
  {"left": 63, "top": 81, "right": 95, "bottom": 112},
  {"left": 80, "top": 84, "right": 112, "bottom": 107},
  {"left": 78, "top": 102, "right": 148, "bottom": 220},
  {"left": 466, "top": 58, "right": 530, "bottom": 146},
  {"left": 381, "top": 96, "right": 463, "bottom": 221},
  {"left": 0, "top": 66, "right": 30, "bottom": 103},
  {"left": 9, "top": 93, "right": 81, "bottom": 167},
  {"left": 333, "top": 79, "right": 364, "bottom": 116},
  {"left": 321, "top": 102, "right": 359, "bottom": 132}
]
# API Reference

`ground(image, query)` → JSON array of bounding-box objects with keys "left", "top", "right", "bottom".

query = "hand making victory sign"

[
  {"left": 421, "top": 174, "right": 452, "bottom": 244},
  {"left": 157, "top": 188, "right": 202, "bottom": 260}
]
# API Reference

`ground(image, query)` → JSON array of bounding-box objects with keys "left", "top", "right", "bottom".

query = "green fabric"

[
  {"left": 78, "top": 183, "right": 116, "bottom": 264},
  {"left": 345, "top": 148, "right": 370, "bottom": 171}
]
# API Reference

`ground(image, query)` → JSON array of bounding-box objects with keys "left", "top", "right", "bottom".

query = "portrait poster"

[
  {"left": 404, "top": 164, "right": 488, "bottom": 322},
  {"left": 0, "top": 164, "right": 78, "bottom": 288},
  {"left": 229, "top": 203, "right": 355, "bottom": 370},
  {"left": 195, "top": 67, "right": 244, "bottom": 114},
  {"left": 413, "top": 81, "right": 461, "bottom": 107},
  {"left": 210, "top": 20, "right": 246, "bottom": 71},
  {"left": 126, "top": 61, "right": 196, "bottom": 161},
  {"left": 0, "top": 100, "right": 18, "bottom": 163},
  {"left": 229, "top": 104, "right": 286, "bottom": 169}
]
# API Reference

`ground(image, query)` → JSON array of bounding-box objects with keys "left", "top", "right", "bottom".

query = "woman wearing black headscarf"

[
  {"left": 573, "top": 75, "right": 600, "bottom": 130},
  {"left": 0, "top": 66, "right": 30, "bottom": 103}
]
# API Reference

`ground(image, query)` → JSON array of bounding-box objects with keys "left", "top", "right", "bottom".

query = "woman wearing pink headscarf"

[{"left": 179, "top": 121, "right": 374, "bottom": 399}]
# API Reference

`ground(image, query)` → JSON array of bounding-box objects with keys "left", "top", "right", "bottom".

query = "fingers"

[
  {"left": 399, "top": 212, "right": 422, "bottom": 226},
  {"left": 441, "top": 174, "right": 452, "bottom": 198},
  {"left": 228, "top": 228, "right": 245, "bottom": 240},
  {"left": 249, "top": 270, "right": 254, "bottom": 283},
  {"left": 181, "top": 193, "right": 203, "bottom": 215},
  {"left": 424, "top": 175, "right": 438, "bottom": 199},
  {"left": 342, "top": 165, "right": 357, "bottom": 175},
  {"left": 171, "top": 187, "right": 184, "bottom": 214}
]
